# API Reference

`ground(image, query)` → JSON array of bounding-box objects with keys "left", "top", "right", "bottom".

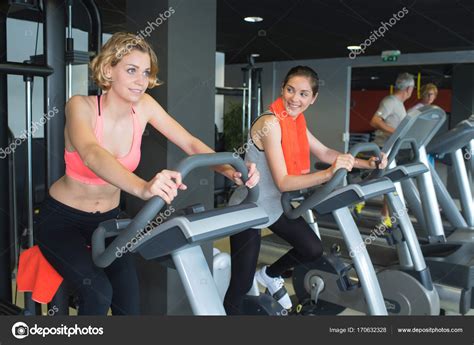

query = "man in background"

[
  {"left": 369, "top": 72, "right": 415, "bottom": 226},
  {"left": 370, "top": 72, "right": 415, "bottom": 147}
]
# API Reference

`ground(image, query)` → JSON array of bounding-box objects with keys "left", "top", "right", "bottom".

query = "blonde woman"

[
  {"left": 408, "top": 83, "right": 438, "bottom": 112},
  {"left": 35, "top": 32, "right": 259, "bottom": 315}
]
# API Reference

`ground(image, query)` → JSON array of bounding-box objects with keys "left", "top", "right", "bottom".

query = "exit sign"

[
  {"left": 383, "top": 55, "right": 398, "bottom": 62},
  {"left": 381, "top": 50, "right": 401, "bottom": 62}
]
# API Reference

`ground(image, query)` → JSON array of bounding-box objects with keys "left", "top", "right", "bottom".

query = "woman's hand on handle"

[
  {"left": 368, "top": 152, "right": 388, "bottom": 169},
  {"left": 329, "top": 154, "right": 355, "bottom": 176},
  {"left": 140, "top": 170, "right": 187, "bottom": 203},
  {"left": 231, "top": 162, "right": 260, "bottom": 189}
]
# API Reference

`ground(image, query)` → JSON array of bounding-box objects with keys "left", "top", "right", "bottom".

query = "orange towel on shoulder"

[
  {"left": 269, "top": 97, "right": 310, "bottom": 175},
  {"left": 17, "top": 245, "right": 63, "bottom": 304}
]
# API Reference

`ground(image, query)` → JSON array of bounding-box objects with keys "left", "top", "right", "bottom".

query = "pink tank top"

[{"left": 64, "top": 95, "right": 142, "bottom": 185}]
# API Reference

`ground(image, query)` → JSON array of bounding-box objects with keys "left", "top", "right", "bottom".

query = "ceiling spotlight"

[
  {"left": 251, "top": 53, "right": 260, "bottom": 58},
  {"left": 347, "top": 45, "right": 362, "bottom": 51},
  {"left": 370, "top": 76, "right": 379, "bottom": 80},
  {"left": 444, "top": 75, "right": 451, "bottom": 78},
  {"left": 244, "top": 16, "right": 263, "bottom": 23}
]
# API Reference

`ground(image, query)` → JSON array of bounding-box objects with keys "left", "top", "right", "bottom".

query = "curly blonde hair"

[{"left": 90, "top": 32, "right": 161, "bottom": 91}]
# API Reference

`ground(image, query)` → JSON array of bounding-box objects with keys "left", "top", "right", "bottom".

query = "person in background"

[
  {"left": 370, "top": 72, "right": 415, "bottom": 147},
  {"left": 369, "top": 72, "right": 414, "bottom": 226},
  {"left": 408, "top": 83, "right": 439, "bottom": 166},
  {"left": 408, "top": 83, "right": 438, "bottom": 112}
]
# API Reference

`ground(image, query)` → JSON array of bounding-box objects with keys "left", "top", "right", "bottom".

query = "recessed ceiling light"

[
  {"left": 444, "top": 75, "right": 451, "bottom": 78},
  {"left": 370, "top": 76, "right": 379, "bottom": 80},
  {"left": 244, "top": 16, "right": 263, "bottom": 23},
  {"left": 251, "top": 53, "right": 260, "bottom": 58},
  {"left": 347, "top": 45, "right": 362, "bottom": 51}
]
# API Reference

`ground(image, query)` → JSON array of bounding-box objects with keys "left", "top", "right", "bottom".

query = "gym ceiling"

[{"left": 6, "top": 0, "right": 473, "bottom": 89}]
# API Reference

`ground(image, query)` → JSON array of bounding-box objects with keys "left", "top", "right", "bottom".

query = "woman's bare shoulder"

[{"left": 66, "top": 95, "right": 96, "bottom": 116}]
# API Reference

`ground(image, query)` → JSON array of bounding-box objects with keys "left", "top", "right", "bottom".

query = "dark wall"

[
  {"left": 125, "top": 0, "right": 216, "bottom": 315},
  {"left": 451, "top": 64, "right": 474, "bottom": 127}
]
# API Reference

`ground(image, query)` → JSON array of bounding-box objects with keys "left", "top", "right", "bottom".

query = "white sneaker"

[{"left": 255, "top": 266, "right": 292, "bottom": 310}]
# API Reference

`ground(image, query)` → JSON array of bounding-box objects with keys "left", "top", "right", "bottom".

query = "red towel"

[
  {"left": 17, "top": 245, "right": 63, "bottom": 304},
  {"left": 269, "top": 97, "right": 310, "bottom": 175}
]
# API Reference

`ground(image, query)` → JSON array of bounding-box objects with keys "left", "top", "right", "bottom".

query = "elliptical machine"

[
  {"left": 92, "top": 153, "right": 281, "bottom": 315},
  {"left": 285, "top": 143, "right": 440, "bottom": 315}
]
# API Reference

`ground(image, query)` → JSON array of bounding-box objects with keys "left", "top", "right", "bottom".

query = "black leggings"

[
  {"left": 35, "top": 195, "right": 140, "bottom": 315},
  {"left": 223, "top": 213, "right": 323, "bottom": 315}
]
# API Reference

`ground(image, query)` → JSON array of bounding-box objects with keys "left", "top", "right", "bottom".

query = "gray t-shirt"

[{"left": 373, "top": 95, "right": 407, "bottom": 146}]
